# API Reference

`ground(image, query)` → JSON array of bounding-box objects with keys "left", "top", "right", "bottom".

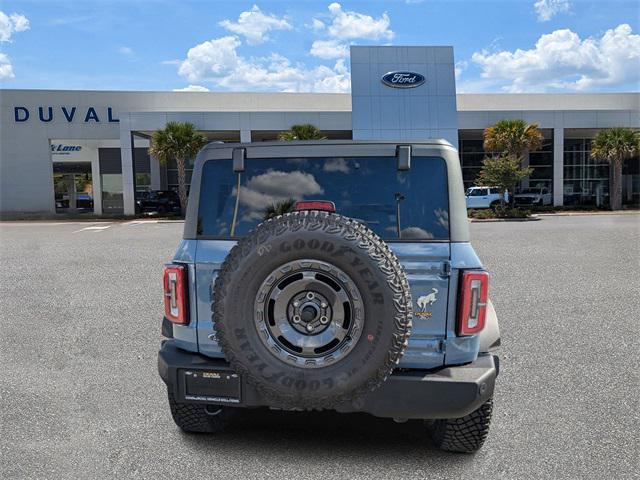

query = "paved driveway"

[{"left": 1, "top": 214, "right": 638, "bottom": 479}]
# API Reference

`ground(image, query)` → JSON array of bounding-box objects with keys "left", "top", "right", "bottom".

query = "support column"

[
  {"left": 553, "top": 127, "right": 564, "bottom": 206},
  {"left": 91, "top": 150, "right": 103, "bottom": 215},
  {"left": 119, "top": 117, "right": 136, "bottom": 215},
  {"left": 240, "top": 129, "right": 251, "bottom": 143}
]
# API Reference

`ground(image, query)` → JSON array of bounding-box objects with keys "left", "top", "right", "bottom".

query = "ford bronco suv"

[{"left": 158, "top": 140, "right": 500, "bottom": 453}]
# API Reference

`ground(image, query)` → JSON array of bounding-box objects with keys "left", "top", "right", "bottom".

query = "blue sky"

[{"left": 1, "top": 0, "right": 638, "bottom": 93}]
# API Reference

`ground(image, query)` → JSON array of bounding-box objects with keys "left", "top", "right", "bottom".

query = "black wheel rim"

[{"left": 254, "top": 259, "right": 364, "bottom": 368}]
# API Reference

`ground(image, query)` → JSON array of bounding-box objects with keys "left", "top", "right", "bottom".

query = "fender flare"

[{"left": 479, "top": 299, "right": 501, "bottom": 352}]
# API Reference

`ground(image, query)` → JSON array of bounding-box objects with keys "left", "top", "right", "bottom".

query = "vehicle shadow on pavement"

[{"left": 179, "top": 408, "right": 469, "bottom": 461}]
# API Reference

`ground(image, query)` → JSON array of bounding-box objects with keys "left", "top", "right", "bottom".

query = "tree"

[
  {"left": 590, "top": 128, "right": 640, "bottom": 210},
  {"left": 481, "top": 119, "right": 544, "bottom": 206},
  {"left": 476, "top": 156, "right": 533, "bottom": 207},
  {"left": 149, "top": 122, "right": 207, "bottom": 215},
  {"left": 278, "top": 124, "right": 326, "bottom": 141},
  {"left": 483, "top": 119, "right": 544, "bottom": 159},
  {"left": 263, "top": 198, "right": 296, "bottom": 220}
]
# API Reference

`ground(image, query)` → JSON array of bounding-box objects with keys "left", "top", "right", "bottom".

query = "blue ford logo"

[{"left": 381, "top": 71, "right": 425, "bottom": 88}]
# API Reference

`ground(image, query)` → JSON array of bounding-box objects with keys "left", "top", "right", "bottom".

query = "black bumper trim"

[
  {"left": 161, "top": 317, "right": 174, "bottom": 338},
  {"left": 158, "top": 340, "right": 497, "bottom": 420}
]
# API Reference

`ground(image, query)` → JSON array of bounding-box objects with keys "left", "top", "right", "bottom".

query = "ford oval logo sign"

[{"left": 381, "top": 71, "right": 425, "bottom": 89}]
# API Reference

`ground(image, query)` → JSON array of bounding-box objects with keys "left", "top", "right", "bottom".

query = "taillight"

[
  {"left": 457, "top": 270, "right": 489, "bottom": 336},
  {"left": 163, "top": 264, "right": 188, "bottom": 324}
]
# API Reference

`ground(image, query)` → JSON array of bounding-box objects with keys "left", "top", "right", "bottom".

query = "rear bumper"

[{"left": 158, "top": 339, "right": 498, "bottom": 420}]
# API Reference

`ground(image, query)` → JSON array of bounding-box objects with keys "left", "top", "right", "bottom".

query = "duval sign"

[
  {"left": 14, "top": 106, "right": 119, "bottom": 123},
  {"left": 381, "top": 71, "right": 426, "bottom": 88}
]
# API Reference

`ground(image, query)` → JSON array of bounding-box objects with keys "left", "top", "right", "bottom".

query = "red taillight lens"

[
  {"left": 294, "top": 200, "right": 336, "bottom": 212},
  {"left": 457, "top": 270, "right": 489, "bottom": 336},
  {"left": 163, "top": 264, "right": 188, "bottom": 324}
]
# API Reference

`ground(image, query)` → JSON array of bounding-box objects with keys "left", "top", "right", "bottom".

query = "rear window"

[{"left": 197, "top": 156, "right": 449, "bottom": 240}]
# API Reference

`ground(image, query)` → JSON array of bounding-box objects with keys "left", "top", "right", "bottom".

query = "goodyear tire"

[{"left": 213, "top": 210, "right": 412, "bottom": 409}]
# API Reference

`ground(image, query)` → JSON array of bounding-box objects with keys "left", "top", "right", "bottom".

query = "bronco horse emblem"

[{"left": 417, "top": 288, "right": 438, "bottom": 311}]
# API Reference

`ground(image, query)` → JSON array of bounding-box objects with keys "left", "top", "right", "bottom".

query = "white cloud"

[
  {"left": 219, "top": 4, "right": 291, "bottom": 45},
  {"left": 118, "top": 46, "right": 134, "bottom": 56},
  {"left": 0, "top": 52, "right": 14, "bottom": 79},
  {"left": 455, "top": 60, "right": 468, "bottom": 80},
  {"left": 173, "top": 85, "right": 210, "bottom": 92},
  {"left": 311, "top": 18, "right": 325, "bottom": 31},
  {"left": 533, "top": 0, "right": 570, "bottom": 22},
  {"left": 471, "top": 24, "right": 640, "bottom": 92},
  {"left": 178, "top": 36, "right": 242, "bottom": 82},
  {"left": 0, "top": 11, "right": 29, "bottom": 42},
  {"left": 323, "top": 3, "right": 393, "bottom": 41},
  {"left": 310, "top": 39, "right": 349, "bottom": 59},
  {"left": 178, "top": 36, "right": 350, "bottom": 92},
  {"left": 323, "top": 158, "right": 351, "bottom": 173},
  {"left": 236, "top": 170, "right": 324, "bottom": 221}
]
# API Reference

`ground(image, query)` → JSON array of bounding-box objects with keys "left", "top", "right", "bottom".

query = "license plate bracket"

[{"left": 181, "top": 369, "right": 241, "bottom": 404}]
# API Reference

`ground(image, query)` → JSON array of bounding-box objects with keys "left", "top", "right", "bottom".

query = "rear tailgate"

[
  {"left": 195, "top": 240, "right": 450, "bottom": 370},
  {"left": 392, "top": 243, "right": 449, "bottom": 369}
]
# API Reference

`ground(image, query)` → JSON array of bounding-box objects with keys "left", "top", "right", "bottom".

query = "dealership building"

[{"left": 1, "top": 46, "right": 638, "bottom": 216}]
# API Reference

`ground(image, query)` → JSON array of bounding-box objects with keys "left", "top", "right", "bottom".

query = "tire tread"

[{"left": 429, "top": 399, "right": 493, "bottom": 453}]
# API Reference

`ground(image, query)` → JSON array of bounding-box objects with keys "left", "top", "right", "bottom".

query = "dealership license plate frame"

[{"left": 180, "top": 368, "right": 241, "bottom": 404}]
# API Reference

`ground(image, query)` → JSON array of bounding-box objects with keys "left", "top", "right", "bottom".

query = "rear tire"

[
  {"left": 167, "top": 391, "right": 237, "bottom": 433},
  {"left": 427, "top": 399, "right": 493, "bottom": 453}
]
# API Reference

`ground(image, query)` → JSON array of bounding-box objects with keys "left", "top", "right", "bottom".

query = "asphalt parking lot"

[{"left": 1, "top": 214, "right": 638, "bottom": 479}]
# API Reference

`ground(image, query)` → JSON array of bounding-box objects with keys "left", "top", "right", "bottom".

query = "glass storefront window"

[
  {"left": 563, "top": 138, "right": 610, "bottom": 206},
  {"left": 459, "top": 132, "right": 553, "bottom": 192},
  {"left": 528, "top": 137, "right": 553, "bottom": 190},
  {"left": 101, "top": 174, "right": 124, "bottom": 214},
  {"left": 52, "top": 162, "right": 94, "bottom": 213},
  {"left": 136, "top": 173, "right": 151, "bottom": 191}
]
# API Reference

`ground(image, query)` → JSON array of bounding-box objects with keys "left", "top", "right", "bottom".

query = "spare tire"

[{"left": 213, "top": 210, "right": 412, "bottom": 409}]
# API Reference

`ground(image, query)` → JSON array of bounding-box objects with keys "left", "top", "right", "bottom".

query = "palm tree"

[
  {"left": 263, "top": 198, "right": 296, "bottom": 220},
  {"left": 278, "top": 124, "right": 326, "bottom": 141},
  {"left": 149, "top": 121, "right": 207, "bottom": 215},
  {"left": 482, "top": 119, "right": 544, "bottom": 206},
  {"left": 483, "top": 119, "right": 544, "bottom": 159},
  {"left": 590, "top": 128, "right": 640, "bottom": 210}
]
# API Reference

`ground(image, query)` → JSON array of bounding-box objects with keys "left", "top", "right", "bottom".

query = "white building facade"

[{"left": 1, "top": 46, "right": 638, "bottom": 216}]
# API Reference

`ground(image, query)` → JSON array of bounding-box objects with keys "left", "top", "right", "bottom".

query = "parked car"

[
  {"left": 514, "top": 187, "right": 552, "bottom": 206},
  {"left": 465, "top": 186, "right": 507, "bottom": 209},
  {"left": 157, "top": 140, "right": 501, "bottom": 453},
  {"left": 136, "top": 190, "right": 181, "bottom": 214}
]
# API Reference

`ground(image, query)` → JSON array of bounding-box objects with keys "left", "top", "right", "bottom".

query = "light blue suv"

[{"left": 158, "top": 140, "right": 500, "bottom": 453}]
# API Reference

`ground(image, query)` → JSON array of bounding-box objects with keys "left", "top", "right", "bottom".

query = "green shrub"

[{"left": 467, "top": 207, "right": 531, "bottom": 219}]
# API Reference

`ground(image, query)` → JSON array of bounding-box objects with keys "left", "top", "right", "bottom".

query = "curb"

[
  {"left": 469, "top": 217, "right": 541, "bottom": 222},
  {"left": 535, "top": 211, "right": 639, "bottom": 217}
]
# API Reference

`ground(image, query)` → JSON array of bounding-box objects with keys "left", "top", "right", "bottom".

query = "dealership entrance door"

[{"left": 53, "top": 162, "right": 94, "bottom": 213}]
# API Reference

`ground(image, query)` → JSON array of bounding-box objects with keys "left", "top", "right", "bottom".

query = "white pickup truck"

[
  {"left": 465, "top": 186, "right": 507, "bottom": 209},
  {"left": 514, "top": 187, "right": 552, "bottom": 206}
]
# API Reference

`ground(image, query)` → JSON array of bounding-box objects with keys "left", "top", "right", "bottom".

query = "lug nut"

[
  {"left": 320, "top": 316, "right": 329, "bottom": 325},
  {"left": 292, "top": 315, "right": 301, "bottom": 323},
  {"left": 293, "top": 301, "right": 300, "bottom": 307},
  {"left": 321, "top": 302, "right": 327, "bottom": 308},
  {"left": 306, "top": 292, "right": 315, "bottom": 300},
  {"left": 306, "top": 323, "right": 314, "bottom": 332}
]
